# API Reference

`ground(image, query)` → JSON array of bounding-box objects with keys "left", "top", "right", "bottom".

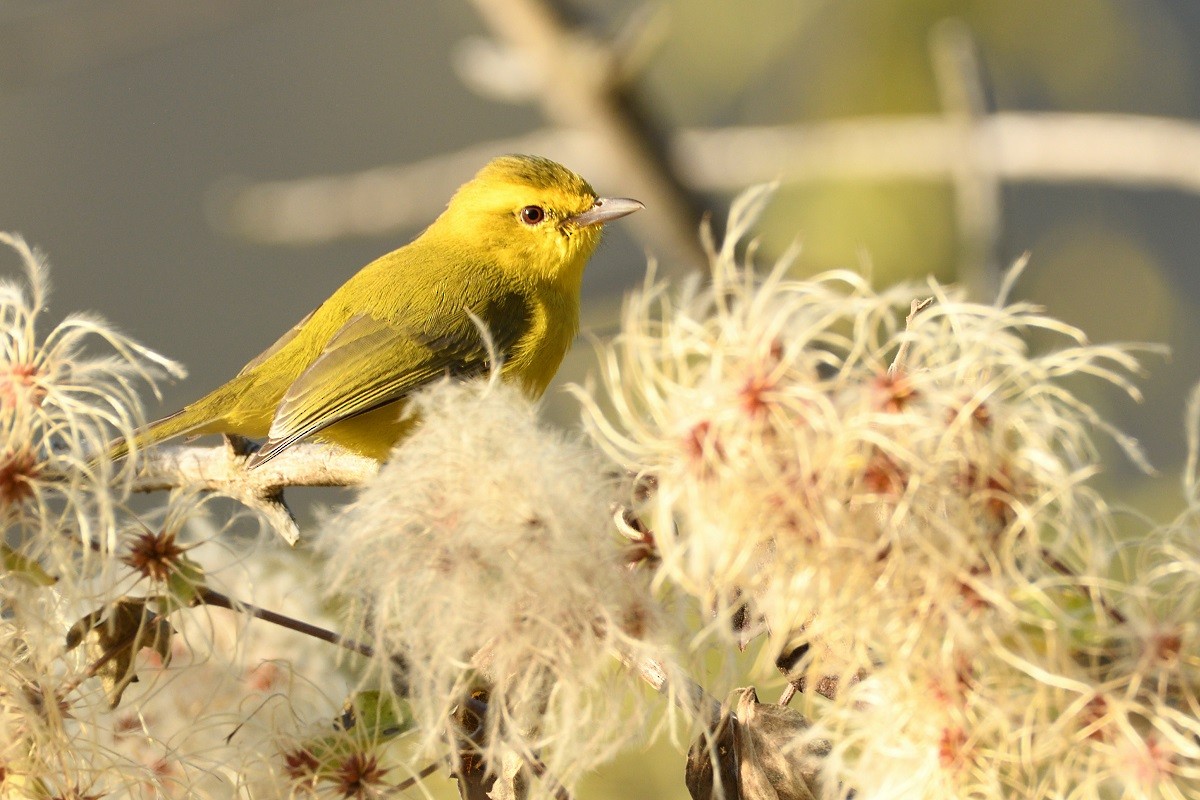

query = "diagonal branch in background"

[
  {"left": 929, "top": 18, "right": 1003, "bottom": 301},
  {"left": 210, "top": 112, "right": 1200, "bottom": 256},
  {"left": 465, "top": 0, "right": 710, "bottom": 277},
  {"left": 205, "top": 0, "right": 711, "bottom": 278}
]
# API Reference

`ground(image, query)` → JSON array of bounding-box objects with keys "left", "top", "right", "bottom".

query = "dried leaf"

[
  {"left": 686, "top": 695, "right": 740, "bottom": 800},
  {"left": 65, "top": 597, "right": 173, "bottom": 708},
  {"left": 336, "top": 690, "right": 414, "bottom": 740},
  {"left": 734, "top": 688, "right": 825, "bottom": 800},
  {"left": 1, "top": 542, "right": 57, "bottom": 586},
  {"left": 687, "top": 688, "right": 828, "bottom": 800}
]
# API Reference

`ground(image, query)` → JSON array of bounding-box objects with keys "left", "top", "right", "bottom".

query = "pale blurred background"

[{"left": 1, "top": 1, "right": 1197, "bottom": 795}]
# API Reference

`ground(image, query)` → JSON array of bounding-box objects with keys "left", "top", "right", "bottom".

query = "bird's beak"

[{"left": 568, "top": 197, "right": 645, "bottom": 228}]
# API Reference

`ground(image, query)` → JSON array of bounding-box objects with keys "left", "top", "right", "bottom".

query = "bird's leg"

[
  {"left": 220, "top": 433, "right": 301, "bottom": 543},
  {"left": 222, "top": 433, "right": 261, "bottom": 459}
]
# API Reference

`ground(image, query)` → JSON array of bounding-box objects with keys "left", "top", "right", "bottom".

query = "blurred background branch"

[
  {"left": 929, "top": 19, "right": 1002, "bottom": 300},
  {"left": 464, "top": 0, "right": 708, "bottom": 276},
  {"left": 211, "top": 111, "right": 1200, "bottom": 245}
]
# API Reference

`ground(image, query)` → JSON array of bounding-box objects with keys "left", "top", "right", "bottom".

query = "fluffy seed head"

[
  {"left": 321, "top": 377, "right": 669, "bottom": 795},
  {"left": 0, "top": 233, "right": 184, "bottom": 572},
  {"left": 579, "top": 187, "right": 1146, "bottom": 667},
  {"left": 578, "top": 187, "right": 1195, "bottom": 797}
]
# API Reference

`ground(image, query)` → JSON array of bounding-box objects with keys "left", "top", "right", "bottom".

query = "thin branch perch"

[{"left": 128, "top": 439, "right": 378, "bottom": 544}]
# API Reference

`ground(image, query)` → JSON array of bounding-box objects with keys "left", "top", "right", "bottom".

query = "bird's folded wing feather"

[
  {"left": 237, "top": 308, "right": 316, "bottom": 377},
  {"left": 250, "top": 296, "right": 528, "bottom": 465}
]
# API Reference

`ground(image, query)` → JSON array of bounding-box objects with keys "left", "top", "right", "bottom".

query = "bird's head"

[{"left": 436, "top": 155, "right": 643, "bottom": 290}]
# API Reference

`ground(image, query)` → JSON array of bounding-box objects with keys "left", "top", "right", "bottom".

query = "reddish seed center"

[
  {"left": 0, "top": 449, "right": 38, "bottom": 507},
  {"left": 938, "top": 726, "right": 969, "bottom": 769},
  {"left": 1153, "top": 630, "right": 1183, "bottom": 666},
  {"left": 0, "top": 362, "right": 44, "bottom": 408},
  {"left": 739, "top": 374, "right": 774, "bottom": 416},
  {"left": 874, "top": 371, "right": 917, "bottom": 413}
]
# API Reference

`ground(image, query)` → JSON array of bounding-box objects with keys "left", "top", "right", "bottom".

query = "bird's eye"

[{"left": 519, "top": 205, "right": 545, "bottom": 225}]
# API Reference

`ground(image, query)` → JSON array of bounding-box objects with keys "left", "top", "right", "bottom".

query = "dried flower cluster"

[
  {"left": 0, "top": 234, "right": 183, "bottom": 571},
  {"left": 5, "top": 197, "right": 1200, "bottom": 800},
  {"left": 0, "top": 606, "right": 166, "bottom": 797},
  {"left": 581, "top": 187, "right": 1198, "bottom": 798},
  {"left": 4, "top": 497, "right": 346, "bottom": 798},
  {"left": 321, "top": 377, "right": 670, "bottom": 796},
  {"left": 0, "top": 235, "right": 186, "bottom": 794},
  {"left": 0, "top": 239, "right": 342, "bottom": 798}
]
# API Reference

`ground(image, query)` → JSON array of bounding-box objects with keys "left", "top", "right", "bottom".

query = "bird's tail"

[{"left": 105, "top": 405, "right": 217, "bottom": 464}]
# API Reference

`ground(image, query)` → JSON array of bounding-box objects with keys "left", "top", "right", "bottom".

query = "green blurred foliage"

[
  {"left": 762, "top": 182, "right": 959, "bottom": 284},
  {"left": 650, "top": 0, "right": 1191, "bottom": 120},
  {"left": 1024, "top": 224, "right": 1174, "bottom": 345},
  {"left": 640, "top": 0, "right": 824, "bottom": 120},
  {"left": 643, "top": 0, "right": 1193, "bottom": 286}
]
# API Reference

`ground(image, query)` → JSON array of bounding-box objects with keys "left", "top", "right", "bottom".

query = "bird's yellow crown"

[{"left": 437, "top": 155, "right": 605, "bottom": 288}]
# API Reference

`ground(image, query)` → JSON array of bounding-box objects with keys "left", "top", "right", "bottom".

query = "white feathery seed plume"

[
  {"left": 578, "top": 187, "right": 1197, "bottom": 799},
  {"left": 321, "top": 377, "right": 673, "bottom": 797}
]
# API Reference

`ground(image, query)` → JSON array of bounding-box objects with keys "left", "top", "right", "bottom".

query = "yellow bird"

[{"left": 113, "top": 155, "right": 642, "bottom": 466}]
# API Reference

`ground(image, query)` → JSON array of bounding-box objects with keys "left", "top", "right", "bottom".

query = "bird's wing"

[
  {"left": 236, "top": 308, "right": 317, "bottom": 377},
  {"left": 248, "top": 294, "right": 529, "bottom": 466}
]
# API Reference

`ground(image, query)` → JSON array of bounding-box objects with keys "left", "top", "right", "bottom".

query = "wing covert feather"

[
  {"left": 249, "top": 292, "right": 529, "bottom": 465},
  {"left": 237, "top": 308, "right": 317, "bottom": 377}
]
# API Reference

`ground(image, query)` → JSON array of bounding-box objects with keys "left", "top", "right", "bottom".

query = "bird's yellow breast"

[{"left": 503, "top": 285, "right": 579, "bottom": 397}]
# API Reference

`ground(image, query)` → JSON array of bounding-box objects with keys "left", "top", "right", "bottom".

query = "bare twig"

[
  {"left": 387, "top": 760, "right": 441, "bottom": 795},
  {"left": 195, "top": 586, "right": 412, "bottom": 690},
  {"left": 525, "top": 754, "right": 574, "bottom": 800},
  {"left": 128, "top": 438, "right": 379, "bottom": 544},
  {"left": 1039, "top": 548, "right": 1128, "bottom": 627},
  {"left": 617, "top": 650, "right": 722, "bottom": 727},
  {"left": 196, "top": 586, "right": 377, "bottom": 658},
  {"left": 889, "top": 297, "right": 935, "bottom": 377}
]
